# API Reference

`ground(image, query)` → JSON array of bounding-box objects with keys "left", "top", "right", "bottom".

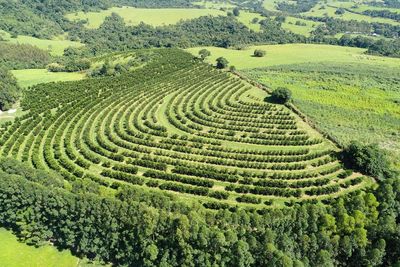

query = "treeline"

[
  {"left": 0, "top": 43, "right": 50, "bottom": 69},
  {"left": 0, "top": 157, "right": 400, "bottom": 266},
  {"left": 68, "top": 13, "right": 303, "bottom": 54},
  {"left": 277, "top": 0, "right": 319, "bottom": 13},
  {"left": 310, "top": 16, "right": 400, "bottom": 38},
  {"left": 363, "top": 9, "right": 400, "bottom": 21},
  {"left": 0, "top": 0, "right": 198, "bottom": 39},
  {"left": 0, "top": 67, "right": 20, "bottom": 111}
]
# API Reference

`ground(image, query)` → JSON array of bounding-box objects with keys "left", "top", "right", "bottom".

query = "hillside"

[
  {"left": 0, "top": 0, "right": 399, "bottom": 266},
  {"left": 0, "top": 49, "right": 370, "bottom": 208}
]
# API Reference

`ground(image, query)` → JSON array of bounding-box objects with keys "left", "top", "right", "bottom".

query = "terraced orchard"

[{"left": 0, "top": 49, "right": 369, "bottom": 208}]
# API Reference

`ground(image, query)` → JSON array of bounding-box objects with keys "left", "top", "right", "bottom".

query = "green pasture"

[
  {"left": 0, "top": 228, "right": 79, "bottom": 267},
  {"left": 237, "top": 11, "right": 264, "bottom": 32},
  {"left": 193, "top": 1, "right": 236, "bottom": 9},
  {"left": 280, "top": 16, "right": 322, "bottom": 36},
  {"left": 0, "top": 30, "right": 83, "bottom": 56},
  {"left": 65, "top": 7, "right": 225, "bottom": 29},
  {"left": 303, "top": 3, "right": 400, "bottom": 25},
  {"left": 186, "top": 44, "right": 400, "bottom": 69},
  {"left": 245, "top": 63, "right": 400, "bottom": 157},
  {"left": 11, "top": 69, "right": 85, "bottom": 88}
]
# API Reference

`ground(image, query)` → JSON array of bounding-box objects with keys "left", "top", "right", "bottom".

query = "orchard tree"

[
  {"left": 271, "top": 87, "right": 292, "bottom": 104},
  {"left": 216, "top": 57, "right": 229, "bottom": 69},
  {"left": 198, "top": 49, "right": 211, "bottom": 60}
]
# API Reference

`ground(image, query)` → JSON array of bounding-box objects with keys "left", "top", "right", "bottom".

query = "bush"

[
  {"left": 271, "top": 87, "right": 292, "bottom": 104},
  {"left": 216, "top": 57, "right": 229, "bottom": 69},
  {"left": 254, "top": 49, "right": 266, "bottom": 57}
]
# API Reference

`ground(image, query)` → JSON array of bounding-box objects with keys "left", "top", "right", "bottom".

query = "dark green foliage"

[
  {"left": 0, "top": 68, "right": 20, "bottom": 111},
  {"left": 342, "top": 141, "right": 392, "bottom": 179},
  {"left": 368, "top": 39, "right": 400, "bottom": 58},
  {"left": 198, "top": 49, "right": 211, "bottom": 60},
  {"left": 0, "top": 158, "right": 399, "bottom": 266},
  {"left": 216, "top": 57, "right": 229, "bottom": 69},
  {"left": 233, "top": 7, "right": 240, "bottom": 17},
  {"left": 48, "top": 59, "right": 91, "bottom": 73},
  {"left": 335, "top": 8, "right": 346, "bottom": 15},
  {"left": 254, "top": 49, "right": 266, "bottom": 57},
  {"left": 271, "top": 87, "right": 292, "bottom": 104},
  {"left": 0, "top": 43, "right": 50, "bottom": 69},
  {"left": 277, "top": 0, "right": 319, "bottom": 13}
]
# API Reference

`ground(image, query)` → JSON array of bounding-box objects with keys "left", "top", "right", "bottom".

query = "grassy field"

[
  {"left": 303, "top": 3, "right": 400, "bottom": 25},
  {"left": 245, "top": 64, "right": 400, "bottom": 155},
  {"left": 236, "top": 11, "right": 264, "bottom": 32},
  {"left": 65, "top": 7, "right": 225, "bottom": 28},
  {"left": 0, "top": 30, "right": 83, "bottom": 56},
  {"left": 280, "top": 16, "right": 322, "bottom": 36},
  {"left": 11, "top": 69, "right": 85, "bottom": 88},
  {"left": 186, "top": 44, "right": 400, "bottom": 69},
  {"left": 0, "top": 228, "right": 79, "bottom": 267}
]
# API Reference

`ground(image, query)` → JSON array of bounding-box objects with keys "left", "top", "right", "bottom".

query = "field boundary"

[{"left": 231, "top": 70, "right": 345, "bottom": 149}]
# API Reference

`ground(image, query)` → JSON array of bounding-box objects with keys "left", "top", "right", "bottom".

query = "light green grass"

[
  {"left": 11, "top": 69, "right": 85, "bottom": 88},
  {"left": 236, "top": 11, "right": 264, "bottom": 32},
  {"left": 263, "top": 0, "right": 291, "bottom": 11},
  {"left": 327, "top": 1, "right": 400, "bottom": 14},
  {"left": 193, "top": 1, "right": 236, "bottom": 9},
  {"left": 186, "top": 44, "right": 400, "bottom": 69},
  {"left": 0, "top": 30, "right": 83, "bottom": 56},
  {"left": 0, "top": 228, "right": 79, "bottom": 267},
  {"left": 246, "top": 64, "right": 400, "bottom": 156},
  {"left": 303, "top": 3, "right": 399, "bottom": 25},
  {"left": 280, "top": 16, "right": 322, "bottom": 36},
  {"left": 66, "top": 7, "right": 225, "bottom": 29}
]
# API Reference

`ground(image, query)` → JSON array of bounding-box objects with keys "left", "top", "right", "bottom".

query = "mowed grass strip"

[
  {"left": 11, "top": 69, "right": 85, "bottom": 88},
  {"left": 66, "top": 7, "right": 225, "bottom": 28},
  {"left": 0, "top": 228, "right": 79, "bottom": 267},
  {"left": 186, "top": 44, "right": 400, "bottom": 69}
]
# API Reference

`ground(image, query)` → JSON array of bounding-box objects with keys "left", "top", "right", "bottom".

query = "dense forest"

[
  {"left": 0, "top": 151, "right": 398, "bottom": 266},
  {"left": 0, "top": 67, "right": 20, "bottom": 111}
]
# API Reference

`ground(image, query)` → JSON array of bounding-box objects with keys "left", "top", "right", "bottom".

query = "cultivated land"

[
  {"left": 186, "top": 44, "right": 400, "bottom": 69},
  {"left": 0, "top": 30, "right": 83, "bottom": 56},
  {"left": 0, "top": 49, "right": 370, "bottom": 208},
  {"left": 65, "top": 7, "right": 225, "bottom": 28},
  {"left": 245, "top": 64, "right": 400, "bottom": 156},
  {"left": 0, "top": 228, "right": 79, "bottom": 267},
  {"left": 187, "top": 44, "right": 400, "bottom": 163}
]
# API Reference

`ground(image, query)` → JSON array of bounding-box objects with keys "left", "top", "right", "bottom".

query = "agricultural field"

[
  {"left": 0, "top": 49, "right": 370, "bottom": 208},
  {"left": 0, "top": 30, "right": 83, "bottom": 56},
  {"left": 11, "top": 69, "right": 85, "bottom": 88},
  {"left": 188, "top": 44, "right": 400, "bottom": 164},
  {"left": 236, "top": 11, "right": 264, "bottom": 32},
  {"left": 303, "top": 3, "right": 400, "bottom": 25},
  {"left": 65, "top": 7, "right": 225, "bottom": 28},
  {"left": 0, "top": 228, "right": 79, "bottom": 267},
  {"left": 245, "top": 63, "right": 400, "bottom": 157},
  {"left": 279, "top": 16, "right": 322, "bottom": 36},
  {"left": 186, "top": 44, "right": 400, "bottom": 69}
]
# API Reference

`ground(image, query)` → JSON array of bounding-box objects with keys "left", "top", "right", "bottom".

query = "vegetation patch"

[
  {"left": 186, "top": 44, "right": 400, "bottom": 69},
  {"left": 65, "top": 7, "right": 226, "bottom": 28}
]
